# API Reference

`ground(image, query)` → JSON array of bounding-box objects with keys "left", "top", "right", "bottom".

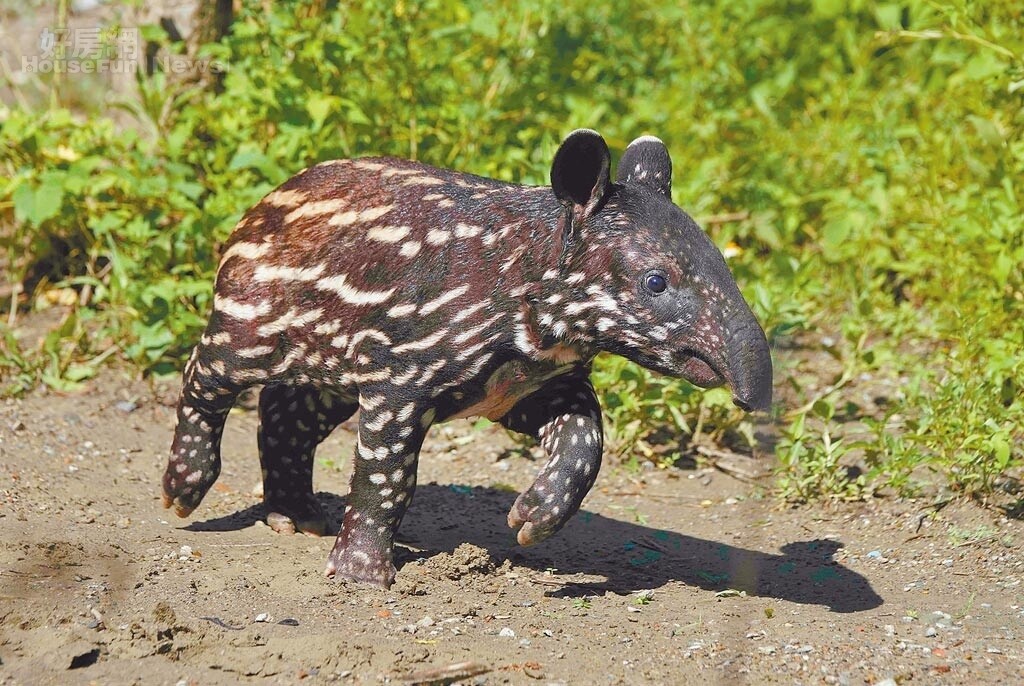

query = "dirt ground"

[{"left": 0, "top": 371, "right": 1021, "bottom": 686}]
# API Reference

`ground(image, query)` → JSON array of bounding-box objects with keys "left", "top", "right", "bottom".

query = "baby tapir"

[{"left": 162, "top": 129, "right": 773, "bottom": 588}]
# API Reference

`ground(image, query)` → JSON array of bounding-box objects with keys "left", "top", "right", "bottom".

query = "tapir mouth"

[
  {"left": 679, "top": 353, "right": 726, "bottom": 389},
  {"left": 679, "top": 333, "right": 773, "bottom": 414}
]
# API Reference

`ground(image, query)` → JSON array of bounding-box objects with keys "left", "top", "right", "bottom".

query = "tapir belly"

[{"left": 448, "top": 359, "right": 578, "bottom": 422}]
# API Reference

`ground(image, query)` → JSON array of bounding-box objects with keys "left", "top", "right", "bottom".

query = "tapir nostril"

[{"left": 722, "top": 320, "right": 773, "bottom": 414}]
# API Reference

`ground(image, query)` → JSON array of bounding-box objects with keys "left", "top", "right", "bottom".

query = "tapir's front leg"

[
  {"left": 325, "top": 388, "right": 434, "bottom": 588},
  {"left": 500, "top": 370, "right": 603, "bottom": 545}
]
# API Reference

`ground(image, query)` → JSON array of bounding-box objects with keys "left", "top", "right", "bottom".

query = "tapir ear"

[
  {"left": 616, "top": 135, "right": 672, "bottom": 199},
  {"left": 551, "top": 129, "right": 611, "bottom": 219}
]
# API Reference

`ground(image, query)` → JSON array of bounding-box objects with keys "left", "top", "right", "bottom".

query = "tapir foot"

[
  {"left": 324, "top": 529, "right": 396, "bottom": 589},
  {"left": 265, "top": 495, "right": 328, "bottom": 536},
  {"left": 161, "top": 464, "right": 215, "bottom": 519},
  {"left": 507, "top": 485, "right": 575, "bottom": 546}
]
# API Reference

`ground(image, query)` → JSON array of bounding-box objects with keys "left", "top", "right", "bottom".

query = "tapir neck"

[{"left": 468, "top": 184, "right": 596, "bottom": 359}]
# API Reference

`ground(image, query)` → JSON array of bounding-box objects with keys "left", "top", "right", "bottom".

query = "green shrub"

[{"left": 1, "top": 0, "right": 1021, "bottom": 498}]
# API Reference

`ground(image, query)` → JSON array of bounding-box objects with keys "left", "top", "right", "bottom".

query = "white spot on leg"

[
  {"left": 364, "top": 410, "right": 394, "bottom": 432},
  {"left": 396, "top": 402, "right": 416, "bottom": 422}
]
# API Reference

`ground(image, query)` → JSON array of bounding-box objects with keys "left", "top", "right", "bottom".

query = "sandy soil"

[{"left": 0, "top": 372, "right": 1021, "bottom": 685}]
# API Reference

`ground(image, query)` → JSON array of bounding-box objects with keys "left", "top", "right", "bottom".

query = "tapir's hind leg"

[
  {"left": 258, "top": 384, "right": 357, "bottom": 536},
  {"left": 500, "top": 370, "right": 604, "bottom": 546},
  {"left": 163, "top": 342, "right": 252, "bottom": 517}
]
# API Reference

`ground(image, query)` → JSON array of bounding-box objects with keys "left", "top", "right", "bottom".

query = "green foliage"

[
  {"left": 777, "top": 399, "right": 868, "bottom": 502},
  {"left": 1, "top": 0, "right": 1021, "bottom": 499},
  {"left": 571, "top": 597, "right": 592, "bottom": 611}
]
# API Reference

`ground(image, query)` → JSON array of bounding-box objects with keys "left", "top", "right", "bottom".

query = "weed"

[{"left": 777, "top": 399, "right": 868, "bottom": 502}]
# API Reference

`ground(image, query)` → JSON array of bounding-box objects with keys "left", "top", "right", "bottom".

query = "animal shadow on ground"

[{"left": 186, "top": 483, "right": 882, "bottom": 614}]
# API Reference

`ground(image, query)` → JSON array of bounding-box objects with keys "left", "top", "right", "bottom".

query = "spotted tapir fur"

[{"left": 163, "top": 129, "right": 773, "bottom": 588}]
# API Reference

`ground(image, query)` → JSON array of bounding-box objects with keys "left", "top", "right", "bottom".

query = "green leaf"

[
  {"left": 306, "top": 93, "right": 337, "bottom": 128},
  {"left": 812, "top": 400, "right": 834, "bottom": 421},
  {"left": 874, "top": 4, "right": 902, "bottom": 30},
  {"left": 12, "top": 183, "right": 34, "bottom": 224},
  {"left": 967, "top": 115, "right": 1003, "bottom": 148},
  {"left": 229, "top": 145, "right": 270, "bottom": 171}
]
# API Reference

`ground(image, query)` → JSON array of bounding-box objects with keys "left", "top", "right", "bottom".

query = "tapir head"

[{"left": 548, "top": 129, "right": 773, "bottom": 412}]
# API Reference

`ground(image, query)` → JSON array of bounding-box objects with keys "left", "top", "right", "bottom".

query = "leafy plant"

[
  {"left": 1, "top": 0, "right": 1021, "bottom": 500},
  {"left": 777, "top": 399, "right": 868, "bottom": 502}
]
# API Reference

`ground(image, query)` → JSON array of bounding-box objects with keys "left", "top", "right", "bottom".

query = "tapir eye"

[{"left": 643, "top": 272, "right": 668, "bottom": 294}]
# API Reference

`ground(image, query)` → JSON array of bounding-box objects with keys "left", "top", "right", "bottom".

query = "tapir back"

[{"left": 212, "top": 158, "right": 562, "bottom": 363}]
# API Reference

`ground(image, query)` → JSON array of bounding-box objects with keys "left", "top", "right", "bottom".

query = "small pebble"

[
  {"left": 255, "top": 613, "right": 270, "bottom": 623},
  {"left": 114, "top": 400, "right": 138, "bottom": 413},
  {"left": 924, "top": 626, "right": 937, "bottom": 638},
  {"left": 866, "top": 550, "right": 882, "bottom": 559},
  {"left": 498, "top": 627, "right": 515, "bottom": 638}
]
